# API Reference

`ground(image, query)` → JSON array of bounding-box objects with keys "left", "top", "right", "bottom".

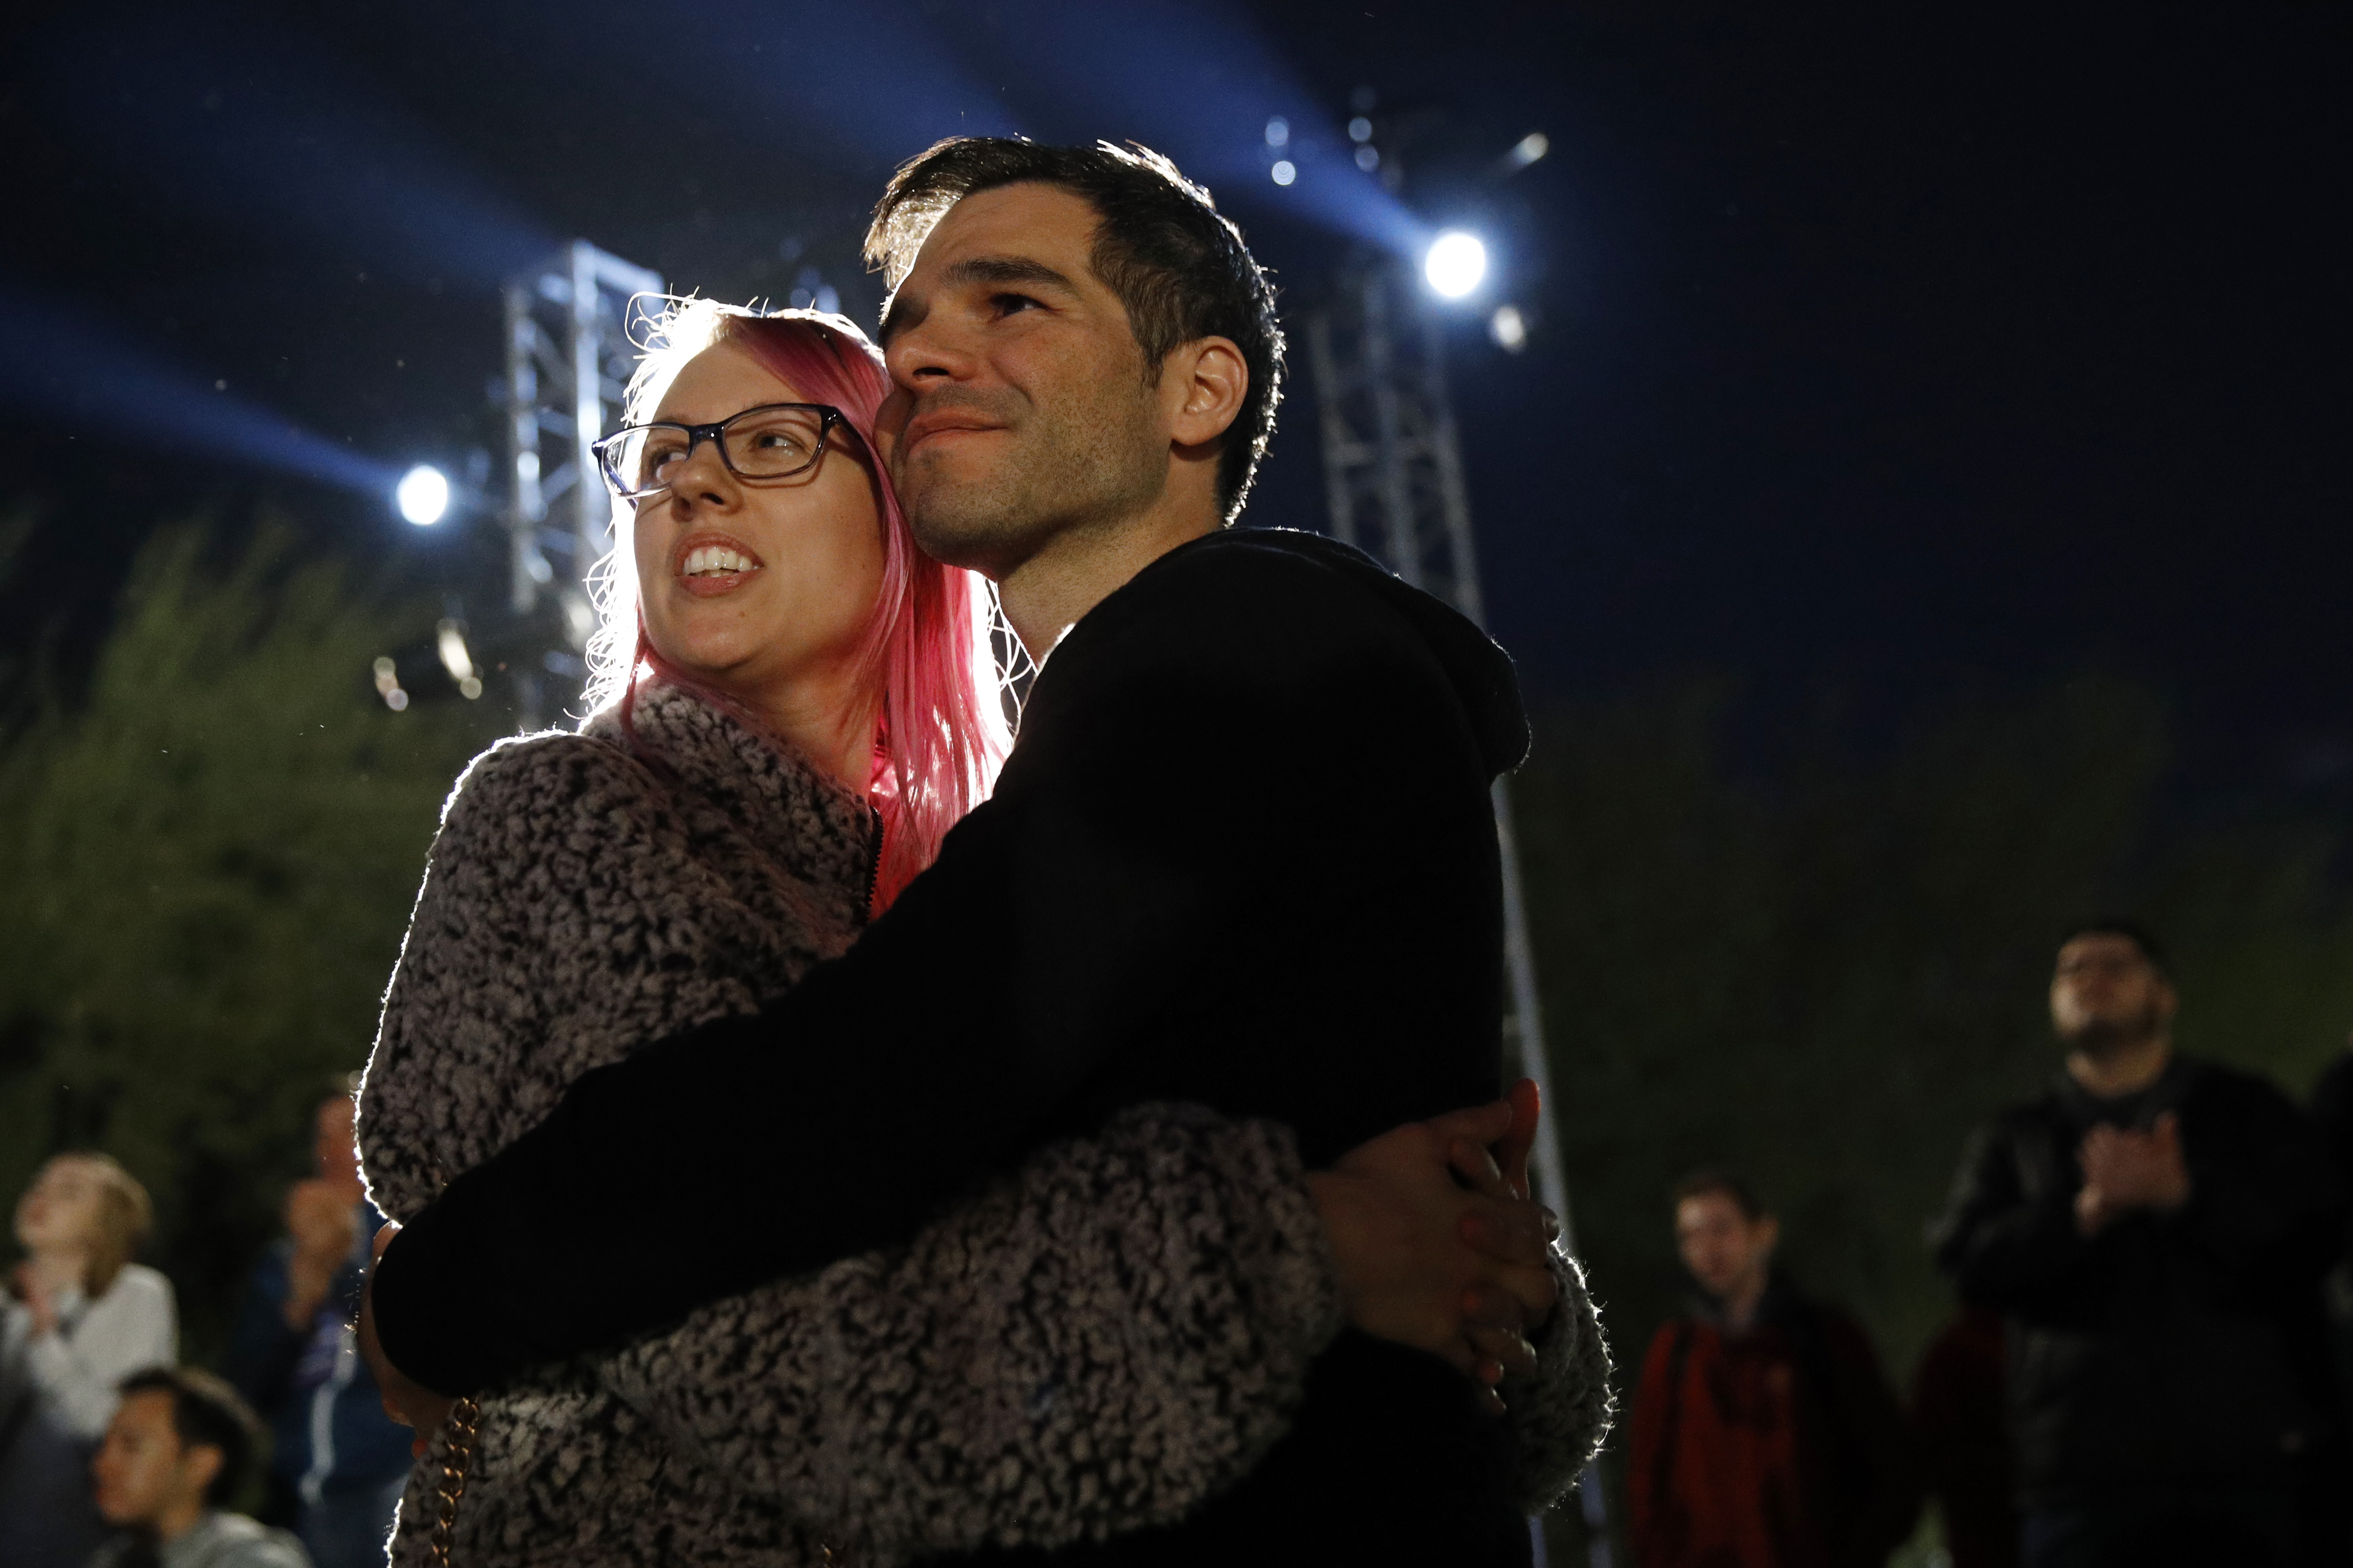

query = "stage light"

[
  {"left": 1271, "top": 160, "right": 1297, "bottom": 186},
  {"left": 1490, "top": 304, "right": 1529, "bottom": 352},
  {"left": 1423, "top": 232, "right": 1487, "bottom": 299},
  {"left": 373, "top": 656, "right": 409, "bottom": 712},
  {"left": 1355, "top": 146, "right": 1380, "bottom": 172},
  {"left": 436, "top": 619, "right": 484, "bottom": 700},
  {"left": 1348, "top": 116, "right": 1373, "bottom": 144},
  {"left": 1506, "top": 132, "right": 1551, "bottom": 171},
  {"left": 1264, "top": 116, "right": 1290, "bottom": 149},
  {"left": 396, "top": 464, "right": 450, "bottom": 526}
]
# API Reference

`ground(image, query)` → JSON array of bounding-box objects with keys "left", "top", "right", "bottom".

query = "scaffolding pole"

[{"left": 500, "top": 240, "right": 663, "bottom": 726}]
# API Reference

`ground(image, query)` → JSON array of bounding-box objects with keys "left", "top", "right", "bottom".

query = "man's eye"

[{"left": 992, "top": 293, "right": 1042, "bottom": 317}]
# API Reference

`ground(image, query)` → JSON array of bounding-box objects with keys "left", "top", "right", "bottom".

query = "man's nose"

[{"left": 885, "top": 317, "right": 974, "bottom": 390}]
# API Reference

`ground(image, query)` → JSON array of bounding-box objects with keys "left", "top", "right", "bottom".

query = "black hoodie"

[{"left": 373, "top": 526, "right": 1536, "bottom": 1562}]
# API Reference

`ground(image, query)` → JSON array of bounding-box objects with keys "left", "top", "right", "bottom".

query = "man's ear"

[
  {"left": 1166, "top": 337, "right": 1249, "bottom": 450},
  {"left": 182, "top": 1441, "right": 224, "bottom": 1501}
]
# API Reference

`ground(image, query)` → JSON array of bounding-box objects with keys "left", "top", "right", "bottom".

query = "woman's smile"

[{"left": 671, "top": 530, "right": 768, "bottom": 598}]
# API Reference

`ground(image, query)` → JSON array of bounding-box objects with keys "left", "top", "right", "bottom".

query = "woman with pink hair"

[{"left": 357, "top": 303, "right": 1596, "bottom": 1565}]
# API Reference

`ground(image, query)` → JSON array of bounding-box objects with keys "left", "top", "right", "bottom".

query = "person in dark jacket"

[
  {"left": 1932, "top": 920, "right": 2339, "bottom": 1568},
  {"left": 221, "top": 1089, "right": 409, "bottom": 1567},
  {"left": 1910, "top": 1305, "right": 2018, "bottom": 1568},
  {"left": 363, "top": 138, "right": 1602, "bottom": 1565},
  {"left": 1627, "top": 1171, "right": 1918, "bottom": 1568}
]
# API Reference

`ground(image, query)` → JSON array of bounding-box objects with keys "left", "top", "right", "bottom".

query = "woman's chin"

[{"left": 648, "top": 632, "right": 769, "bottom": 691}]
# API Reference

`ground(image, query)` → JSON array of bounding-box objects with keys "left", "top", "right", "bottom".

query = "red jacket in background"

[{"left": 1627, "top": 1282, "right": 1921, "bottom": 1568}]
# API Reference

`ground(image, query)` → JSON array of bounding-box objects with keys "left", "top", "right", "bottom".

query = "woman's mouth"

[{"left": 676, "top": 542, "right": 764, "bottom": 597}]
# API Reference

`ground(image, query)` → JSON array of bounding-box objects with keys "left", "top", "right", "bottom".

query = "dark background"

[
  {"left": 0, "top": 3, "right": 2346, "bottom": 1553},
  {"left": 7, "top": 2, "right": 2346, "bottom": 761}
]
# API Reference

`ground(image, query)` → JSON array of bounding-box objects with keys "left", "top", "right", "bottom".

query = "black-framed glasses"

[{"left": 592, "top": 402, "right": 849, "bottom": 501}]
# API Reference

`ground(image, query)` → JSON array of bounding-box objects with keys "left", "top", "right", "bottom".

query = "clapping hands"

[{"left": 2075, "top": 1112, "right": 2192, "bottom": 1234}]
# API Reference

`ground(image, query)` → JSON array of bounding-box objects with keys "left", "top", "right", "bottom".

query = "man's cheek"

[{"left": 873, "top": 391, "right": 914, "bottom": 470}]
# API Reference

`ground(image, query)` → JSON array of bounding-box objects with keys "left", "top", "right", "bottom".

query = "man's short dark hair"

[
  {"left": 2058, "top": 918, "right": 2171, "bottom": 979},
  {"left": 864, "top": 137, "right": 1284, "bottom": 524},
  {"left": 1672, "top": 1168, "right": 1767, "bottom": 1222},
  {"left": 119, "top": 1366, "right": 262, "bottom": 1508}
]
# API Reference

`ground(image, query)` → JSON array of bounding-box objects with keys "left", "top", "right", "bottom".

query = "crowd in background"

[
  {"left": 0, "top": 1082, "right": 405, "bottom": 1568},
  {"left": 8, "top": 918, "right": 2353, "bottom": 1566},
  {"left": 1628, "top": 920, "right": 2353, "bottom": 1568}
]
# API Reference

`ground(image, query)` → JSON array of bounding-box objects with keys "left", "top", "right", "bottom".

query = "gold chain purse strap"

[{"left": 426, "top": 1396, "right": 483, "bottom": 1568}]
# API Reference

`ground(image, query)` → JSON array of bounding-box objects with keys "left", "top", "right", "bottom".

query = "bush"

[{"left": 0, "top": 525, "right": 493, "bottom": 1360}]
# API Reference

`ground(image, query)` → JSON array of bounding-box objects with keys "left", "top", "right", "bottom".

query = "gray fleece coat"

[{"left": 359, "top": 681, "right": 1609, "bottom": 1566}]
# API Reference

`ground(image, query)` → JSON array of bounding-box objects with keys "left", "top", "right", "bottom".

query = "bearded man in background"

[{"left": 1933, "top": 921, "right": 2340, "bottom": 1568}]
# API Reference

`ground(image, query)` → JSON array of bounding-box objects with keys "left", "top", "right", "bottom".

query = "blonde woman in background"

[{"left": 0, "top": 1154, "right": 176, "bottom": 1568}]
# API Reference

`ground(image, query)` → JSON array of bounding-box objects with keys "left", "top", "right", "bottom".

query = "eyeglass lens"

[{"left": 608, "top": 406, "right": 828, "bottom": 496}]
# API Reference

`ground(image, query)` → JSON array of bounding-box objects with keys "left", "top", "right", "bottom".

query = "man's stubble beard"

[
  {"left": 2057, "top": 995, "right": 2164, "bottom": 1060},
  {"left": 898, "top": 384, "right": 1166, "bottom": 578}
]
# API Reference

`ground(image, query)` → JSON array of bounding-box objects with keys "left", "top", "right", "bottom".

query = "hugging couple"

[{"left": 356, "top": 137, "right": 1612, "bottom": 1566}]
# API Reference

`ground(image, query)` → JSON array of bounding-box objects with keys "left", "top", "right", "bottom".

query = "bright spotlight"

[
  {"left": 1507, "top": 132, "right": 1551, "bottom": 171},
  {"left": 395, "top": 464, "right": 449, "bottom": 526},
  {"left": 1423, "top": 232, "right": 1487, "bottom": 299},
  {"left": 1270, "top": 160, "right": 1297, "bottom": 186}
]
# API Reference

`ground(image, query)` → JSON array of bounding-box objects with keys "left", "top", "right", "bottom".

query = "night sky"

[{"left": 3, "top": 2, "right": 2345, "bottom": 812}]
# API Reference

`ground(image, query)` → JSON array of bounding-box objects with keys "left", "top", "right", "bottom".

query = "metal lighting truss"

[{"left": 501, "top": 240, "right": 664, "bottom": 721}]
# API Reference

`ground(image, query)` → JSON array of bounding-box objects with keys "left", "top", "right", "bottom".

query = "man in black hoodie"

[
  {"left": 1932, "top": 921, "right": 2338, "bottom": 1568},
  {"left": 365, "top": 140, "right": 1599, "bottom": 1561}
]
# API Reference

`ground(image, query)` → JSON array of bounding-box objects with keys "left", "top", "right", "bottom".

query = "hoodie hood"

[{"left": 1200, "top": 527, "right": 1531, "bottom": 777}]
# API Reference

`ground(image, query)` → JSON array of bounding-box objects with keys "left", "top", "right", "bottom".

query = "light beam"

[{"left": 0, "top": 285, "right": 400, "bottom": 496}]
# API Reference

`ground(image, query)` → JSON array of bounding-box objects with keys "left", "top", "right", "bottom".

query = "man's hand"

[
  {"left": 357, "top": 1221, "right": 457, "bottom": 1455},
  {"left": 282, "top": 1178, "right": 359, "bottom": 1331},
  {"left": 1308, "top": 1086, "right": 1561, "bottom": 1414},
  {"left": 2075, "top": 1113, "right": 2192, "bottom": 1234},
  {"left": 10, "top": 1264, "right": 58, "bottom": 1340},
  {"left": 1487, "top": 1076, "right": 1541, "bottom": 1201},
  {"left": 1447, "top": 1079, "right": 1557, "bottom": 1382}
]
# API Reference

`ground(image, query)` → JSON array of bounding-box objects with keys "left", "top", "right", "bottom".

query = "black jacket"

[
  {"left": 372, "top": 527, "right": 1536, "bottom": 1563},
  {"left": 1931, "top": 1054, "right": 2337, "bottom": 1506}
]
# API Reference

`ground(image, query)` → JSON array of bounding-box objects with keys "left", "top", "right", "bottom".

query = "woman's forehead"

[{"left": 654, "top": 339, "right": 806, "bottom": 424}]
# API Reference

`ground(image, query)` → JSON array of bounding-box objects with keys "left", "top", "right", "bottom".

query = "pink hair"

[{"left": 584, "top": 303, "right": 1008, "bottom": 914}]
